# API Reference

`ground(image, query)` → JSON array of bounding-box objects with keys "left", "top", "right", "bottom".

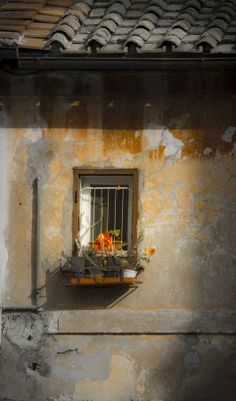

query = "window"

[{"left": 73, "top": 169, "right": 138, "bottom": 253}]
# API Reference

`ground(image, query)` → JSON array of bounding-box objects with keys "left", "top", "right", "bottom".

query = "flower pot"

[
  {"left": 123, "top": 269, "right": 137, "bottom": 278},
  {"left": 89, "top": 240, "right": 123, "bottom": 251},
  {"left": 71, "top": 256, "right": 86, "bottom": 272}
]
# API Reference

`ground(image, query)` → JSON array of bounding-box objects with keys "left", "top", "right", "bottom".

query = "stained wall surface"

[{"left": 0, "top": 68, "right": 236, "bottom": 401}]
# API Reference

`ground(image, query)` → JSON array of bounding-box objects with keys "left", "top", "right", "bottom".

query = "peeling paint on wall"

[
  {"left": 143, "top": 124, "right": 184, "bottom": 159},
  {"left": 221, "top": 127, "right": 236, "bottom": 143}
]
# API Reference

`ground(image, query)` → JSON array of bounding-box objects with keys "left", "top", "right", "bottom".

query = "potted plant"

[
  {"left": 122, "top": 230, "right": 156, "bottom": 278},
  {"left": 73, "top": 227, "right": 156, "bottom": 279}
]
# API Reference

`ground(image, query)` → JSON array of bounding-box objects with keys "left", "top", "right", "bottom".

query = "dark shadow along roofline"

[{"left": 1, "top": 48, "right": 236, "bottom": 70}]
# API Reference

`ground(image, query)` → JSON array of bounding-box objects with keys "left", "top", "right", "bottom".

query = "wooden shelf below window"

[{"left": 69, "top": 276, "right": 139, "bottom": 286}]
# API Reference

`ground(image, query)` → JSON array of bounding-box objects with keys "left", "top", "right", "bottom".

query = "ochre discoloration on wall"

[{"left": 102, "top": 130, "right": 142, "bottom": 156}]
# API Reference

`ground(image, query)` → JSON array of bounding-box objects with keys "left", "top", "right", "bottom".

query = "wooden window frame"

[{"left": 72, "top": 168, "right": 138, "bottom": 254}]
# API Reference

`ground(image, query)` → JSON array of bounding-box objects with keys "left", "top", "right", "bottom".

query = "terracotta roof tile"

[{"left": 0, "top": 0, "right": 235, "bottom": 54}]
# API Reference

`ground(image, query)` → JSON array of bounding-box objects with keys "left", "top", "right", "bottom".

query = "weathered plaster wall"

[
  {"left": 0, "top": 70, "right": 235, "bottom": 310},
  {"left": 0, "top": 69, "right": 236, "bottom": 400}
]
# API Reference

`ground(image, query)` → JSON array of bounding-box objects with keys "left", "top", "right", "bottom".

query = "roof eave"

[{"left": 1, "top": 48, "right": 236, "bottom": 70}]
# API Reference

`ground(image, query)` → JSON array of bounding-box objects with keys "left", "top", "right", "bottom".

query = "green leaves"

[{"left": 109, "top": 229, "right": 121, "bottom": 238}]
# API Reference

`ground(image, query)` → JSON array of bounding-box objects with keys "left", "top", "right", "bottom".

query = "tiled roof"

[{"left": 0, "top": 0, "right": 236, "bottom": 55}]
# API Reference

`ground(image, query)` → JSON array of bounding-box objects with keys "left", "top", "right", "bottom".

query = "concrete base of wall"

[{"left": 1, "top": 312, "right": 236, "bottom": 401}]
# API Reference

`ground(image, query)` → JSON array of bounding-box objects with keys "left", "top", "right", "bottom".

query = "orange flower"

[
  {"left": 144, "top": 247, "right": 156, "bottom": 256},
  {"left": 149, "top": 247, "right": 156, "bottom": 255},
  {"left": 104, "top": 230, "right": 113, "bottom": 250},
  {"left": 95, "top": 232, "right": 104, "bottom": 250},
  {"left": 95, "top": 231, "right": 113, "bottom": 251}
]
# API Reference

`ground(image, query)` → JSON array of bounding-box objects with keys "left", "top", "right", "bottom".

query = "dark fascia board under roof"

[{"left": 0, "top": 46, "right": 236, "bottom": 70}]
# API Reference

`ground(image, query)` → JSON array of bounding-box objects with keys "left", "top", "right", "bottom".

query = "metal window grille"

[{"left": 80, "top": 185, "right": 132, "bottom": 249}]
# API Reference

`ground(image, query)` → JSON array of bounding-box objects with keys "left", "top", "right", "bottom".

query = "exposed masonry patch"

[
  {"left": 143, "top": 124, "right": 184, "bottom": 159},
  {"left": 16, "top": 349, "right": 51, "bottom": 377},
  {"left": 52, "top": 350, "right": 111, "bottom": 382},
  {"left": 0, "top": 123, "right": 10, "bottom": 305},
  {"left": 2, "top": 313, "right": 48, "bottom": 349},
  {"left": 221, "top": 126, "right": 236, "bottom": 143}
]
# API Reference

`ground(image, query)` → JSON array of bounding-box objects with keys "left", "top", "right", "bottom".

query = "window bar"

[
  {"left": 121, "top": 188, "right": 124, "bottom": 245},
  {"left": 92, "top": 188, "right": 96, "bottom": 243},
  {"left": 107, "top": 189, "right": 110, "bottom": 231},
  {"left": 114, "top": 188, "right": 117, "bottom": 231},
  {"left": 100, "top": 189, "right": 103, "bottom": 233}
]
